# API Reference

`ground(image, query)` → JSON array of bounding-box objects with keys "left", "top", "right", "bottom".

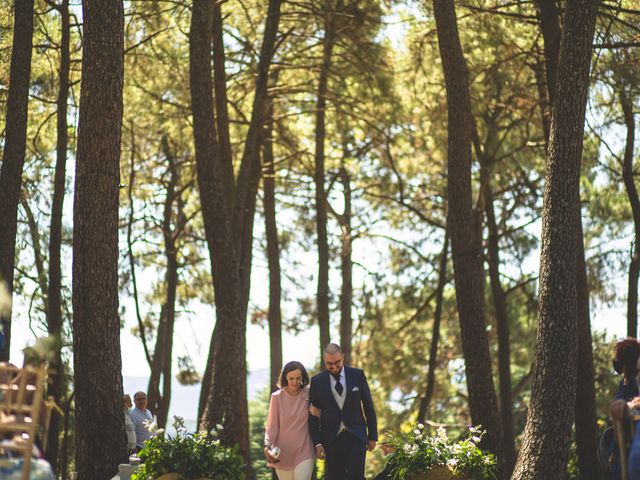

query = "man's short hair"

[
  {"left": 134, "top": 391, "right": 147, "bottom": 400},
  {"left": 324, "top": 343, "right": 342, "bottom": 355}
]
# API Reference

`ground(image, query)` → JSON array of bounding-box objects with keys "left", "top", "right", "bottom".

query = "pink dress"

[{"left": 264, "top": 386, "right": 315, "bottom": 470}]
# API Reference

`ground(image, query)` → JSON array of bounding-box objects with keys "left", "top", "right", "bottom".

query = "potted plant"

[
  {"left": 131, "top": 417, "right": 244, "bottom": 480},
  {"left": 383, "top": 424, "right": 497, "bottom": 480}
]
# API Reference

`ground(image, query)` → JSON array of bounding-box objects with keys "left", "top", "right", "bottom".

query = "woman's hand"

[
  {"left": 264, "top": 446, "right": 279, "bottom": 463},
  {"left": 309, "top": 404, "right": 321, "bottom": 418}
]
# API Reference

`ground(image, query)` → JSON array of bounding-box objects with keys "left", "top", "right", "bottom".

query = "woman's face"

[{"left": 285, "top": 369, "right": 303, "bottom": 390}]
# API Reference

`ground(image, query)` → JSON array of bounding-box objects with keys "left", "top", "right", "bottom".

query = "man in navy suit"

[{"left": 309, "top": 343, "right": 378, "bottom": 479}]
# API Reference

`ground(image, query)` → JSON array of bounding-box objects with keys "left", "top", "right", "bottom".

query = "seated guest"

[
  {"left": 123, "top": 394, "right": 137, "bottom": 453},
  {"left": 130, "top": 391, "right": 156, "bottom": 451}
]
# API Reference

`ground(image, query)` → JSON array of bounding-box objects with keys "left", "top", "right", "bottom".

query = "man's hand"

[
  {"left": 315, "top": 445, "right": 326, "bottom": 460},
  {"left": 264, "top": 447, "right": 279, "bottom": 463},
  {"left": 367, "top": 440, "right": 376, "bottom": 452}
]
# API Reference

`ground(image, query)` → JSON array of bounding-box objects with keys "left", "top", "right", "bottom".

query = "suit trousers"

[{"left": 325, "top": 431, "right": 366, "bottom": 480}]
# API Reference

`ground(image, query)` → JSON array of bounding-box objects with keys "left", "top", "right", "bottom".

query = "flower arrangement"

[
  {"left": 384, "top": 424, "right": 497, "bottom": 480},
  {"left": 131, "top": 417, "right": 244, "bottom": 480}
]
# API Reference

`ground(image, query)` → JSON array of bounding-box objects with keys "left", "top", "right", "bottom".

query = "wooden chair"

[{"left": 0, "top": 362, "right": 47, "bottom": 480}]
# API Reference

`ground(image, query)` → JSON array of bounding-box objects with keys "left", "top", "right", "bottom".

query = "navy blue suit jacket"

[{"left": 308, "top": 367, "right": 378, "bottom": 447}]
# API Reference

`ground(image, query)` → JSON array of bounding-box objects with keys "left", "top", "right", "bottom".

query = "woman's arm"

[{"left": 264, "top": 393, "right": 280, "bottom": 448}]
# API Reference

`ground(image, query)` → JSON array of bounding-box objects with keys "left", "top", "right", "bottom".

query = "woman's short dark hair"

[
  {"left": 614, "top": 338, "right": 640, "bottom": 378},
  {"left": 278, "top": 361, "right": 309, "bottom": 389}
]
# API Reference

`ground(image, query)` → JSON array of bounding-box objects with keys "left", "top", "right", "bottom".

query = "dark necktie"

[{"left": 333, "top": 373, "right": 343, "bottom": 396}]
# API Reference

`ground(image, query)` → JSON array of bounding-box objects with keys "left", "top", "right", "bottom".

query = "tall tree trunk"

[
  {"left": 189, "top": 0, "right": 248, "bottom": 462},
  {"left": 263, "top": 100, "right": 283, "bottom": 392},
  {"left": 621, "top": 90, "right": 639, "bottom": 338},
  {"left": 315, "top": 13, "right": 335, "bottom": 359},
  {"left": 511, "top": 0, "right": 599, "bottom": 477},
  {"left": 533, "top": 1, "right": 600, "bottom": 475},
  {"left": 433, "top": 0, "right": 503, "bottom": 464},
  {"left": 196, "top": 4, "right": 282, "bottom": 461},
  {"left": 45, "top": 0, "right": 70, "bottom": 471},
  {"left": 72, "top": 0, "right": 126, "bottom": 477},
  {"left": 485, "top": 184, "right": 517, "bottom": 473},
  {"left": 0, "top": 0, "right": 35, "bottom": 360},
  {"left": 338, "top": 166, "right": 353, "bottom": 365},
  {"left": 418, "top": 229, "right": 449, "bottom": 423}
]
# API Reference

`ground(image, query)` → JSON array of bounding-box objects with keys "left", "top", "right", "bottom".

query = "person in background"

[
  {"left": 130, "top": 391, "right": 156, "bottom": 451},
  {"left": 123, "top": 394, "right": 137, "bottom": 453},
  {"left": 614, "top": 338, "right": 640, "bottom": 401},
  {"left": 264, "top": 361, "right": 316, "bottom": 480}
]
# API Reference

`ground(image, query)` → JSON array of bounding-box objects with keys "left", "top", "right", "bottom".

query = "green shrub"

[{"left": 131, "top": 417, "right": 244, "bottom": 480}]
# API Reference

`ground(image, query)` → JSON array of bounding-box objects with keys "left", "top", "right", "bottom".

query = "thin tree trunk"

[
  {"left": 212, "top": 1, "right": 234, "bottom": 207},
  {"left": 511, "top": 0, "right": 599, "bottom": 477},
  {"left": 485, "top": 184, "right": 517, "bottom": 473},
  {"left": 574, "top": 215, "right": 599, "bottom": 480},
  {"left": 45, "top": 0, "right": 70, "bottom": 471},
  {"left": 433, "top": 0, "right": 503, "bottom": 464},
  {"left": 189, "top": 0, "right": 248, "bottom": 462},
  {"left": 147, "top": 136, "right": 180, "bottom": 429},
  {"left": 418, "top": 229, "right": 449, "bottom": 423},
  {"left": 0, "top": 0, "right": 35, "bottom": 360},
  {"left": 621, "top": 90, "right": 639, "bottom": 338},
  {"left": 533, "top": 0, "right": 561, "bottom": 104},
  {"left": 21, "top": 198, "right": 48, "bottom": 310},
  {"left": 126, "top": 129, "right": 153, "bottom": 366},
  {"left": 315, "top": 13, "right": 335, "bottom": 360},
  {"left": 263, "top": 99, "right": 283, "bottom": 392},
  {"left": 72, "top": 0, "right": 127, "bottom": 477},
  {"left": 338, "top": 166, "right": 353, "bottom": 365}
]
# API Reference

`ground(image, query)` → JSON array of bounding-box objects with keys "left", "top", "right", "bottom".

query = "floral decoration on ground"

[
  {"left": 383, "top": 424, "right": 497, "bottom": 479},
  {"left": 131, "top": 416, "right": 244, "bottom": 480}
]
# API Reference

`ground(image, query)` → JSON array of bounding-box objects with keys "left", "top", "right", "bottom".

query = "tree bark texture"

[
  {"left": 433, "top": 0, "right": 503, "bottom": 461},
  {"left": 315, "top": 14, "right": 335, "bottom": 360},
  {"left": 511, "top": 0, "right": 599, "bottom": 477},
  {"left": 46, "top": 1, "right": 70, "bottom": 469},
  {"left": 72, "top": 0, "right": 127, "bottom": 477},
  {"left": 418, "top": 229, "right": 449, "bottom": 423},
  {"left": 189, "top": 0, "right": 249, "bottom": 461},
  {"left": 621, "top": 90, "right": 639, "bottom": 338},
  {"left": 0, "top": 0, "right": 35, "bottom": 360},
  {"left": 263, "top": 101, "right": 283, "bottom": 392}
]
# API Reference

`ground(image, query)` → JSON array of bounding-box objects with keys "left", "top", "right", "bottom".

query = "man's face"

[
  {"left": 134, "top": 393, "right": 148, "bottom": 410},
  {"left": 324, "top": 351, "right": 344, "bottom": 376}
]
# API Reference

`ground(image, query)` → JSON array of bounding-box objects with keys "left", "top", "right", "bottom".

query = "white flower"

[
  {"left": 156, "top": 429, "right": 165, "bottom": 435},
  {"left": 403, "top": 444, "right": 412, "bottom": 453},
  {"left": 437, "top": 426, "right": 447, "bottom": 439},
  {"left": 447, "top": 458, "right": 459, "bottom": 467},
  {"left": 414, "top": 429, "right": 421, "bottom": 435},
  {"left": 417, "top": 423, "right": 425, "bottom": 430},
  {"left": 472, "top": 436, "right": 481, "bottom": 444},
  {"left": 216, "top": 423, "right": 224, "bottom": 431}
]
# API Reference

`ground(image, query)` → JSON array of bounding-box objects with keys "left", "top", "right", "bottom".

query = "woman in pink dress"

[{"left": 264, "top": 361, "right": 316, "bottom": 480}]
